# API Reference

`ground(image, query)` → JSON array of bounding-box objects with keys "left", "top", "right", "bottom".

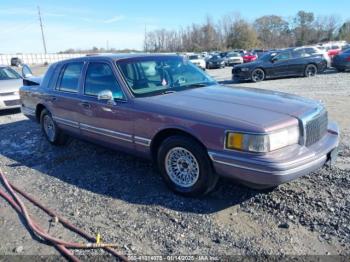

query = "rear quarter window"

[{"left": 40, "top": 63, "right": 58, "bottom": 88}]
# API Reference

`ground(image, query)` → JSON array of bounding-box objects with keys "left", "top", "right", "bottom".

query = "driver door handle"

[{"left": 79, "top": 101, "right": 91, "bottom": 109}]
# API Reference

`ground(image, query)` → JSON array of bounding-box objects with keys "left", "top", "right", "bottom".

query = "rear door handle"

[
  {"left": 45, "top": 95, "right": 57, "bottom": 102},
  {"left": 79, "top": 101, "right": 91, "bottom": 109}
]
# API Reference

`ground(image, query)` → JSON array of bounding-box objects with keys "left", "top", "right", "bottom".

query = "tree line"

[{"left": 144, "top": 11, "right": 350, "bottom": 52}]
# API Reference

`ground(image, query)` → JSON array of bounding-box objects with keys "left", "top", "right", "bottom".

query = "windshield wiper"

[
  {"left": 186, "top": 82, "right": 215, "bottom": 88},
  {"left": 161, "top": 90, "right": 177, "bottom": 95}
]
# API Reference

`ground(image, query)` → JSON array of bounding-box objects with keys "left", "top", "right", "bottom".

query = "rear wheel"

[
  {"left": 304, "top": 64, "right": 317, "bottom": 77},
  {"left": 251, "top": 68, "right": 265, "bottom": 82},
  {"left": 40, "top": 109, "right": 69, "bottom": 146},
  {"left": 157, "top": 136, "right": 218, "bottom": 197}
]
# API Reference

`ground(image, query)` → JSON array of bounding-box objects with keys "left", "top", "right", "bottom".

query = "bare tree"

[{"left": 254, "top": 15, "right": 291, "bottom": 48}]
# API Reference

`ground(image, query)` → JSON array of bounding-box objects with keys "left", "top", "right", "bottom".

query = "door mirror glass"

[{"left": 22, "top": 64, "right": 33, "bottom": 78}]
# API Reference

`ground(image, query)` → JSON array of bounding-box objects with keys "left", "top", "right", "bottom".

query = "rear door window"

[{"left": 57, "top": 62, "right": 83, "bottom": 93}]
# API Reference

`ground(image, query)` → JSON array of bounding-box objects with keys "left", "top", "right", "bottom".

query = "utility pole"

[
  {"left": 37, "top": 6, "right": 47, "bottom": 54},
  {"left": 144, "top": 24, "right": 147, "bottom": 52},
  {"left": 106, "top": 40, "right": 109, "bottom": 51}
]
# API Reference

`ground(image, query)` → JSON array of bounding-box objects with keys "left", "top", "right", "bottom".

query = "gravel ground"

[{"left": 0, "top": 66, "right": 349, "bottom": 259}]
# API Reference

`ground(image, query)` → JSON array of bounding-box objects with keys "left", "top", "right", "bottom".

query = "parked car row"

[{"left": 232, "top": 45, "right": 350, "bottom": 82}]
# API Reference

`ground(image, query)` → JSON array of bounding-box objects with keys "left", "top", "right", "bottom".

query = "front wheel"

[
  {"left": 251, "top": 68, "right": 265, "bottom": 82},
  {"left": 304, "top": 64, "right": 318, "bottom": 77},
  {"left": 40, "top": 109, "right": 69, "bottom": 146},
  {"left": 157, "top": 136, "right": 218, "bottom": 197}
]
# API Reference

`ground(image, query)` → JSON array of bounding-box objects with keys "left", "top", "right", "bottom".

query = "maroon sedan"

[
  {"left": 20, "top": 54, "right": 339, "bottom": 196},
  {"left": 243, "top": 52, "right": 258, "bottom": 63}
]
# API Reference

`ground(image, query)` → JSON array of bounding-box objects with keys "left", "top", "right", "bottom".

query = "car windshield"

[
  {"left": 211, "top": 55, "right": 220, "bottom": 59},
  {"left": 0, "top": 67, "right": 21, "bottom": 80},
  {"left": 117, "top": 56, "right": 216, "bottom": 97},
  {"left": 189, "top": 55, "right": 200, "bottom": 60}
]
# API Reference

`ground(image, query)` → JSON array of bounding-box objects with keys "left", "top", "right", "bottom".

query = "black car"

[
  {"left": 332, "top": 49, "right": 350, "bottom": 72},
  {"left": 232, "top": 50, "right": 327, "bottom": 82},
  {"left": 206, "top": 55, "right": 226, "bottom": 69}
]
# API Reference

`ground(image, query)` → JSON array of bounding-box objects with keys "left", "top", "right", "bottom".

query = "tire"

[
  {"left": 40, "top": 109, "right": 69, "bottom": 146},
  {"left": 251, "top": 68, "right": 265, "bottom": 82},
  {"left": 304, "top": 64, "right": 317, "bottom": 77},
  {"left": 337, "top": 68, "right": 345, "bottom": 72},
  {"left": 157, "top": 135, "right": 218, "bottom": 197}
]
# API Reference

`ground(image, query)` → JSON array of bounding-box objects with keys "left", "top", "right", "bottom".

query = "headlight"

[
  {"left": 241, "top": 68, "right": 250, "bottom": 72},
  {"left": 225, "top": 126, "right": 300, "bottom": 153}
]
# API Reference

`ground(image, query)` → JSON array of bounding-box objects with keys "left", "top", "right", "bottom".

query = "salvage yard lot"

[{"left": 0, "top": 66, "right": 349, "bottom": 257}]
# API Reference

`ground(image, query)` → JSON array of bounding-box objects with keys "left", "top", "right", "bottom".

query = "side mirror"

[
  {"left": 97, "top": 90, "right": 116, "bottom": 105},
  {"left": 22, "top": 64, "right": 33, "bottom": 78}
]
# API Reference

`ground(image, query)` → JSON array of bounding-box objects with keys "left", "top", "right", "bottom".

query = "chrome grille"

[{"left": 305, "top": 110, "right": 328, "bottom": 147}]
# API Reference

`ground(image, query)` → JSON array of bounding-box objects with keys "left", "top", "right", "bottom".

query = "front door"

[
  {"left": 270, "top": 51, "right": 292, "bottom": 77},
  {"left": 78, "top": 61, "right": 134, "bottom": 151}
]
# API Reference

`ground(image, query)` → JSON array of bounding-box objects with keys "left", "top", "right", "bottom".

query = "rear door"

[
  {"left": 49, "top": 62, "right": 84, "bottom": 135},
  {"left": 78, "top": 60, "right": 134, "bottom": 151},
  {"left": 288, "top": 49, "right": 308, "bottom": 75}
]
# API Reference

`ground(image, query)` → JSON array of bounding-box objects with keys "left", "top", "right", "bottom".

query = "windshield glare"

[
  {"left": 0, "top": 67, "right": 21, "bottom": 80},
  {"left": 117, "top": 56, "right": 216, "bottom": 97}
]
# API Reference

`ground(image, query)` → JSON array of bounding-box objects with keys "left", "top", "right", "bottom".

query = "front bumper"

[
  {"left": 0, "top": 93, "right": 21, "bottom": 110},
  {"left": 209, "top": 122, "right": 339, "bottom": 187},
  {"left": 232, "top": 70, "right": 251, "bottom": 81}
]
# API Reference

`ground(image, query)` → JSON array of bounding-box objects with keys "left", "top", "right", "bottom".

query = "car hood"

[
  {"left": 190, "top": 59, "right": 204, "bottom": 63},
  {"left": 138, "top": 85, "right": 321, "bottom": 132},
  {"left": 0, "top": 79, "right": 22, "bottom": 93}
]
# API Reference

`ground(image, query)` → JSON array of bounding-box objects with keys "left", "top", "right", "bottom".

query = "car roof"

[{"left": 54, "top": 53, "right": 181, "bottom": 64}]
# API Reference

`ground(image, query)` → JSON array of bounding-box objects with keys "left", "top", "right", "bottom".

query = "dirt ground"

[{"left": 0, "top": 65, "right": 349, "bottom": 260}]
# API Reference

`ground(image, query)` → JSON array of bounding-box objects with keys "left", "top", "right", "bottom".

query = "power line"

[{"left": 37, "top": 6, "right": 47, "bottom": 54}]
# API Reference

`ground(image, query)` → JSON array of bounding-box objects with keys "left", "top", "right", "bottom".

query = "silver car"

[{"left": 0, "top": 65, "right": 32, "bottom": 110}]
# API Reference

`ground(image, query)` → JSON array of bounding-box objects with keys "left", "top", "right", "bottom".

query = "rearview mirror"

[
  {"left": 22, "top": 64, "right": 33, "bottom": 78},
  {"left": 97, "top": 90, "right": 116, "bottom": 105},
  {"left": 271, "top": 57, "right": 278, "bottom": 63}
]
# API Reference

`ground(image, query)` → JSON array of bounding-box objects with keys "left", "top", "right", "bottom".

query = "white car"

[
  {"left": 226, "top": 52, "right": 243, "bottom": 66},
  {"left": 297, "top": 46, "right": 331, "bottom": 68},
  {"left": 188, "top": 54, "right": 206, "bottom": 70},
  {"left": 0, "top": 65, "right": 33, "bottom": 111}
]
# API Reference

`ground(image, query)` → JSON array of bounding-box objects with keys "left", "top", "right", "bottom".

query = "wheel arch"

[
  {"left": 35, "top": 103, "right": 47, "bottom": 123},
  {"left": 150, "top": 128, "right": 208, "bottom": 162}
]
